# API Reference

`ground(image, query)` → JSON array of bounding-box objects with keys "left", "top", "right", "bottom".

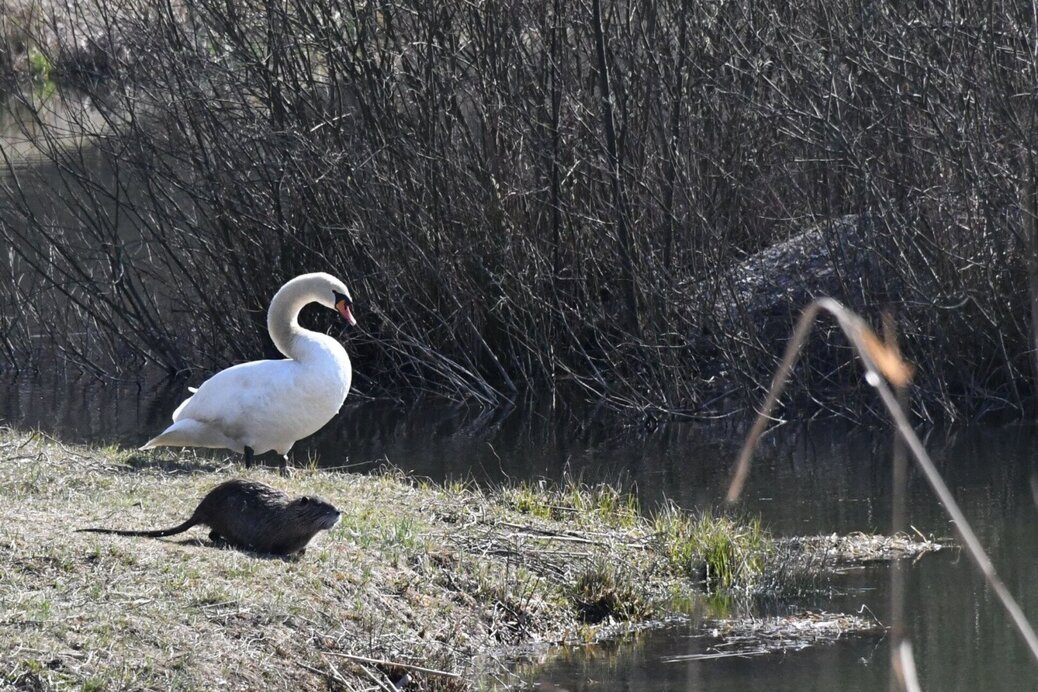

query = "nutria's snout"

[
  {"left": 293, "top": 495, "right": 342, "bottom": 531},
  {"left": 323, "top": 511, "right": 342, "bottom": 531}
]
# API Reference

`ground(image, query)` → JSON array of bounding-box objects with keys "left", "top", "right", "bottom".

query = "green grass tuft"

[
  {"left": 570, "top": 560, "right": 654, "bottom": 624},
  {"left": 27, "top": 47, "right": 52, "bottom": 82},
  {"left": 653, "top": 504, "right": 769, "bottom": 591},
  {"left": 504, "top": 477, "right": 640, "bottom": 528}
]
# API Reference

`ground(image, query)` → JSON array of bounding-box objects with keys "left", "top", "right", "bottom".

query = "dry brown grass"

[{"left": 0, "top": 427, "right": 706, "bottom": 689}]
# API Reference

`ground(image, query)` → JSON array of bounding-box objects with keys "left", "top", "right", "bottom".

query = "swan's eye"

[{"left": 333, "top": 290, "right": 352, "bottom": 307}]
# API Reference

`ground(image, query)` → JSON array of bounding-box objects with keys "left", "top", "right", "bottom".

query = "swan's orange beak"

[{"left": 335, "top": 298, "right": 357, "bottom": 327}]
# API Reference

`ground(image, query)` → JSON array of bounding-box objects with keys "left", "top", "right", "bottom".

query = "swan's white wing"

[
  {"left": 160, "top": 356, "right": 348, "bottom": 455},
  {"left": 173, "top": 359, "right": 299, "bottom": 431}
]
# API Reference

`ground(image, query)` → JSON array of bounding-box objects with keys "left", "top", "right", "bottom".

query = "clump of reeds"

[
  {"left": 570, "top": 560, "right": 654, "bottom": 624},
  {"left": 653, "top": 504, "right": 768, "bottom": 592}
]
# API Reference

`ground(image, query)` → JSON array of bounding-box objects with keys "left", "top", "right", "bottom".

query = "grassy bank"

[{"left": 0, "top": 427, "right": 773, "bottom": 689}]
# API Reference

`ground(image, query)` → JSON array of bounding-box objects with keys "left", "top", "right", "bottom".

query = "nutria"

[{"left": 78, "top": 479, "right": 341, "bottom": 556}]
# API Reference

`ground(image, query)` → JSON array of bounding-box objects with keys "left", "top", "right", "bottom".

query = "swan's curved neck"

[{"left": 267, "top": 281, "right": 318, "bottom": 359}]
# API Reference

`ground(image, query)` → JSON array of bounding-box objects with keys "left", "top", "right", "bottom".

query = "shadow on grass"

[
  {"left": 117, "top": 451, "right": 230, "bottom": 475},
  {"left": 120, "top": 450, "right": 322, "bottom": 477},
  {"left": 170, "top": 536, "right": 304, "bottom": 562},
  {"left": 86, "top": 532, "right": 304, "bottom": 562}
]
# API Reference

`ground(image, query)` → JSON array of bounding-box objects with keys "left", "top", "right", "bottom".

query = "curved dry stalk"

[{"left": 725, "top": 297, "right": 1038, "bottom": 666}]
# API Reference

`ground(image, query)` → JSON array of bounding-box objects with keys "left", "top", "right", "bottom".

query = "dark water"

[
  {"left": 525, "top": 426, "right": 1038, "bottom": 691},
  {"left": 2, "top": 374, "right": 1037, "bottom": 690}
]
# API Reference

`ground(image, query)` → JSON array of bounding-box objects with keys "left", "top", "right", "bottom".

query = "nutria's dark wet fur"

[{"left": 78, "top": 479, "right": 341, "bottom": 556}]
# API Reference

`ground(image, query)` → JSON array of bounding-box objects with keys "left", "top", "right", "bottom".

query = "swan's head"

[{"left": 299, "top": 272, "right": 357, "bottom": 327}]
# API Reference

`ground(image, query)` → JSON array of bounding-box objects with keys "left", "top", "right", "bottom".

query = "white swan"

[{"left": 141, "top": 272, "right": 356, "bottom": 472}]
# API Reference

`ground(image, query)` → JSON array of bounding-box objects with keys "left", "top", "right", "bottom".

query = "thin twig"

[
  {"left": 298, "top": 660, "right": 354, "bottom": 689},
  {"left": 323, "top": 651, "right": 462, "bottom": 679},
  {"left": 355, "top": 663, "right": 397, "bottom": 692}
]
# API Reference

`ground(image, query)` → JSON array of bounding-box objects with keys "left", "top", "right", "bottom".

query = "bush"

[{"left": 1, "top": 0, "right": 1036, "bottom": 419}]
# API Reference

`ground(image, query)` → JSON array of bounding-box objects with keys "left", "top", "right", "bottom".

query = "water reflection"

[
  {"left": 526, "top": 425, "right": 1038, "bottom": 691},
  {"left": 0, "top": 89, "right": 107, "bottom": 166},
  {"left": 522, "top": 626, "right": 888, "bottom": 691}
]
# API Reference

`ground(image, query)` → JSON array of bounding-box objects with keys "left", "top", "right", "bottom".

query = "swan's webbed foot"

[{"left": 243, "top": 445, "right": 255, "bottom": 468}]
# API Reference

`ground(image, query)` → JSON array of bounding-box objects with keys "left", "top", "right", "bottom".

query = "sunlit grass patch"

[{"left": 503, "top": 477, "right": 641, "bottom": 528}]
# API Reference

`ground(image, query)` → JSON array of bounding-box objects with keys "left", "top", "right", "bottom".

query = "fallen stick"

[{"left": 323, "top": 651, "right": 462, "bottom": 679}]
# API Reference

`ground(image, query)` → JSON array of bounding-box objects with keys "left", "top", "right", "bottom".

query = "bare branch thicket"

[{"left": 0, "top": 0, "right": 1036, "bottom": 418}]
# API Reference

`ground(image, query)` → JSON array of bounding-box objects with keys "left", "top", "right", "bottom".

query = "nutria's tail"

[{"left": 77, "top": 517, "right": 199, "bottom": 538}]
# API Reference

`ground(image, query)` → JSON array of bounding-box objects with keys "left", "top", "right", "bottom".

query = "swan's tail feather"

[
  {"left": 139, "top": 420, "right": 239, "bottom": 452},
  {"left": 139, "top": 435, "right": 164, "bottom": 450},
  {"left": 139, "top": 429, "right": 188, "bottom": 450}
]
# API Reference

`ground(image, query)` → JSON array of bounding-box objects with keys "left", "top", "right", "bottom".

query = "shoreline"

[{"left": 0, "top": 427, "right": 940, "bottom": 688}]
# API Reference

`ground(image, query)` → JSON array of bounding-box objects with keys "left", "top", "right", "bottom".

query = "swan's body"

[{"left": 142, "top": 273, "right": 356, "bottom": 470}]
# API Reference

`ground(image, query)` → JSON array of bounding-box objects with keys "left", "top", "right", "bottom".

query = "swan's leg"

[{"left": 243, "top": 446, "right": 255, "bottom": 468}]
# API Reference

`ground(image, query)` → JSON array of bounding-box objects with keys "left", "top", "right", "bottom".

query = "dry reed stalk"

[{"left": 726, "top": 297, "right": 1038, "bottom": 668}]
